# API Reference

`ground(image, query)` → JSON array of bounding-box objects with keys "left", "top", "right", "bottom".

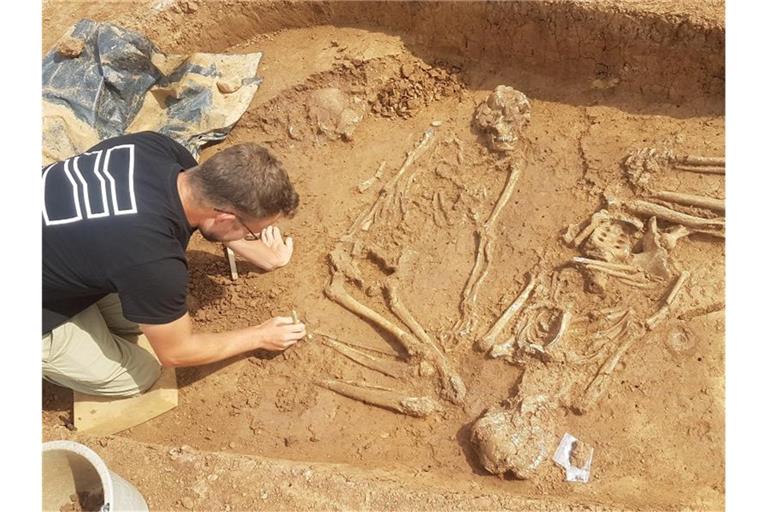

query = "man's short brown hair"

[{"left": 188, "top": 143, "right": 299, "bottom": 219}]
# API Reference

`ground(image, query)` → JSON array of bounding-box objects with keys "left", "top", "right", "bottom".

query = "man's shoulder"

[
  {"left": 83, "top": 131, "right": 198, "bottom": 170},
  {"left": 87, "top": 131, "right": 176, "bottom": 152}
]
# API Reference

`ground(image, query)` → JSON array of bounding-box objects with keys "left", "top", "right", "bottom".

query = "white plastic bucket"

[{"left": 42, "top": 440, "right": 148, "bottom": 512}]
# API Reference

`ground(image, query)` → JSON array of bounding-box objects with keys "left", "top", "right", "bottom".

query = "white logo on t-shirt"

[{"left": 42, "top": 144, "right": 137, "bottom": 225}]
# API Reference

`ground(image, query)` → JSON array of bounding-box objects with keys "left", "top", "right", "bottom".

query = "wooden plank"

[{"left": 73, "top": 335, "right": 178, "bottom": 436}]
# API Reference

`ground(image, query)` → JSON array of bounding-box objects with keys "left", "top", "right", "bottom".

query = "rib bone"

[{"left": 316, "top": 379, "right": 441, "bottom": 418}]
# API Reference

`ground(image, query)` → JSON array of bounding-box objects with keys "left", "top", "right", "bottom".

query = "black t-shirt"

[{"left": 42, "top": 131, "right": 198, "bottom": 334}]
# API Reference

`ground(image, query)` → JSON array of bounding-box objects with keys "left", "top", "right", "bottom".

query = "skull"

[
  {"left": 470, "top": 395, "right": 554, "bottom": 479},
  {"left": 474, "top": 86, "right": 531, "bottom": 152},
  {"left": 306, "top": 88, "right": 366, "bottom": 141}
]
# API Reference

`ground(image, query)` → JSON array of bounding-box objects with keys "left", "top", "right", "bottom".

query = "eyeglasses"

[{"left": 213, "top": 208, "right": 261, "bottom": 241}]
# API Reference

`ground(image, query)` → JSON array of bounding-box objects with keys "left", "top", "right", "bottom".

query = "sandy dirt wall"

[
  {"left": 43, "top": 0, "right": 723, "bottom": 110},
  {"left": 45, "top": 426, "right": 620, "bottom": 511}
]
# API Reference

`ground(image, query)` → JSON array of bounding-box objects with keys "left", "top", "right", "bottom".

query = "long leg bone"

[
  {"left": 452, "top": 163, "right": 523, "bottom": 341},
  {"left": 652, "top": 191, "right": 725, "bottom": 212},
  {"left": 316, "top": 379, "right": 442, "bottom": 418},
  {"left": 670, "top": 154, "right": 725, "bottom": 175},
  {"left": 314, "top": 329, "right": 400, "bottom": 357},
  {"left": 645, "top": 271, "right": 690, "bottom": 330},
  {"left": 672, "top": 155, "right": 725, "bottom": 167},
  {"left": 384, "top": 281, "right": 466, "bottom": 404},
  {"left": 325, "top": 272, "right": 466, "bottom": 404},
  {"left": 325, "top": 272, "right": 422, "bottom": 357},
  {"left": 623, "top": 199, "right": 725, "bottom": 231},
  {"left": 320, "top": 336, "right": 409, "bottom": 379},
  {"left": 476, "top": 273, "right": 537, "bottom": 352}
]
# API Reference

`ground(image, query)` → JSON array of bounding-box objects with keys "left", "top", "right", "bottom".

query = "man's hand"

[
  {"left": 260, "top": 226, "right": 293, "bottom": 268},
  {"left": 225, "top": 226, "right": 294, "bottom": 272},
  {"left": 255, "top": 316, "right": 306, "bottom": 351}
]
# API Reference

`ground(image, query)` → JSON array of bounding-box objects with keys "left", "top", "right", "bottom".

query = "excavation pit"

[{"left": 42, "top": 1, "right": 725, "bottom": 510}]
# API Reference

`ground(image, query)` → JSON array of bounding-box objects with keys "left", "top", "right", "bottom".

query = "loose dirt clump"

[
  {"left": 56, "top": 36, "right": 85, "bottom": 58},
  {"left": 371, "top": 60, "right": 463, "bottom": 118},
  {"left": 58, "top": 491, "right": 103, "bottom": 512}
]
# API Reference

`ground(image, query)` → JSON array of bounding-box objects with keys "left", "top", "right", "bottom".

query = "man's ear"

[{"left": 213, "top": 211, "right": 236, "bottom": 223}]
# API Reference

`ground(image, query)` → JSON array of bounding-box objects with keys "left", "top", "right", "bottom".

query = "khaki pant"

[{"left": 42, "top": 294, "right": 161, "bottom": 397}]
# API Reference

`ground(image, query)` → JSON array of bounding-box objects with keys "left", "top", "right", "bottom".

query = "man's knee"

[
  {"left": 42, "top": 327, "right": 162, "bottom": 397},
  {"left": 129, "top": 357, "right": 162, "bottom": 396},
  {"left": 101, "top": 348, "right": 162, "bottom": 397}
]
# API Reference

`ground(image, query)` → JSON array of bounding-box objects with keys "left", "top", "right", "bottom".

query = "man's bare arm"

[{"left": 141, "top": 313, "right": 306, "bottom": 367}]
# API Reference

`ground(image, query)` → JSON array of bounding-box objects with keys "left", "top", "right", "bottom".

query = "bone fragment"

[
  {"left": 436, "top": 190, "right": 452, "bottom": 225},
  {"left": 646, "top": 271, "right": 690, "bottom": 330},
  {"left": 595, "top": 309, "right": 630, "bottom": 339},
  {"left": 224, "top": 246, "right": 238, "bottom": 280},
  {"left": 356, "top": 127, "right": 436, "bottom": 233},
  {"left": 599, "top": 306, "right": 627, "bottom": 319},
  {"left": 476, "top": 274, "right": 537, "bottom": 352},
  {"left": 320, "top": 336, "right": 408, "bottom": 379},
  {"left": 431, "top": 191, "right": 446, "bottom": 227},
  {"left": 329, "top": 246, "right": 365, "bottom": 286},
  {"left": 325, "top": 272, "right": 421, "bottom": 357},
  {"left": 518, "top": 307, "right": 572, "bottom": 359},
  {"left": 614, "top": 276, "right": 658, "bottom": 289},
  {"left": 357, "top": 161, "right": 387, "bottom": 193},
  {"left": 317, "top": 379, "right": 441, "bottom": 418},
  {"left": 624, "top": 199, "right": 724, "bottom": 230},
  {"left": 676, "top": 300, "right": 725, "bottom": 321},
  {"left": 652, "top": 191, "right": 724, "bottom": 212},
  {"left": 573, "top": 318, "right": 637, "bottom": 414},
  {"left": 547, "top": 309, "right": 572, "bottom": 351}
]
